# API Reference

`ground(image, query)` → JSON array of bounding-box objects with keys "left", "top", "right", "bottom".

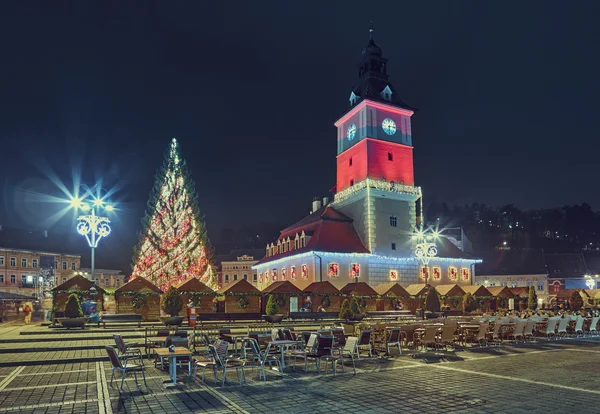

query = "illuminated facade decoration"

[
  {"left": 130, "top": 139, "right": 216, "bottom": 292},
  {"left": 252, "top": 27, "right": 481, "bottom": 290},
  {"left": 281, "top": 268, "right": 287, "bottom": 280},
  {"left": 461, "top": 267, "right": 470, "bottom": 281},
  {"left": 449, "top": 267, "right": 458, "bottom": 281},
  {"left": 272, "top": 269, "right": 277, "bottom": 281},
  {"left": 420, "top": 266, "right": 430, "bottom": 281},
  {"left": 291, "top": 266, "right": 297, "bottom": 279}
]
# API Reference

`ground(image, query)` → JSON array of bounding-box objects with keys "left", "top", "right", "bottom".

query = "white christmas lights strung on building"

[{"left": 334, "top": 177, "right": 422, "bottom": 204}]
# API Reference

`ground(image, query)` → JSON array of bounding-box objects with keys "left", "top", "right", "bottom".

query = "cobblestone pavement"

[{"left": 0, "top": 337, "right": 598, "bottom": 413}]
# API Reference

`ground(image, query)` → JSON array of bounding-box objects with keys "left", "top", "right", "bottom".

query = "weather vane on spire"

[{"left": 369, "top": 21, "right": 374, "bottom": 40}]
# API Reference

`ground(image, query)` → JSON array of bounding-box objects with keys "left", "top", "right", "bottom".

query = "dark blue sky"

[{"left": 1, "top": 1, "right": 600, "bottom": 270}]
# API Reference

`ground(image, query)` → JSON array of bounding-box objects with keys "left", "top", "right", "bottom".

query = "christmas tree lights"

[{"left": 130, "top": 138, "right": 217, "bottom": 291}]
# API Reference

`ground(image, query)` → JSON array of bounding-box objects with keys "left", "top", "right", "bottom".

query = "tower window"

[
  {"left": 391, "top": 242, "right": 396, "bottom": 251},
  {"left": 388, "top": 152, "right": 393, "bottom": 161},
  {"left": 390, "top": 216, "right": 397, "bottom": 227},
  {"left": 350, "top": 179, "right": 354, "bottom": 186},
  {"left": 349, "top": 157, "right": 352, "bottom": 166}
]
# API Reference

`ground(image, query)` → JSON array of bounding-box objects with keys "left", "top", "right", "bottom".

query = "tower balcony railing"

[{"left": 334, "top": 178, "right": 422, "bottom": 203}]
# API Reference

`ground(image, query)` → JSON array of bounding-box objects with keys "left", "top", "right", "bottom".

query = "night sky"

[{"left": 1, "top": 1, "right": 600, "bottom": 272}]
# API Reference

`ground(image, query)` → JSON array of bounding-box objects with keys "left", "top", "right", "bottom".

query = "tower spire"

[{"left": 369, "top": 21, "right": 374, "bottom": 41}]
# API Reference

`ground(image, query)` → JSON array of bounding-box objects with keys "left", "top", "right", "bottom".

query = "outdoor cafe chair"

[
  {"left": 541, "top": 317, "right": 559, "bottom": 339},
  {"left": 487, "top": 322, "right": 503, "bottom": 346},
  {"left": 339, "top": 336, "right": 358, "bottom": 375},
  {"left": 243, "top": 338, "right": 283, "bottom": 382},
  {"left": 211, "top": 340, "right": 247, "bottom": 386},
  {"left": 508, "top": 320, "right": 527, "bottom": 342},
  {"left": 332, "top": 328, "right": 346, "bottom": 347},
  {"left": 574, "top": 316, "right": 585, "bottom": 337},
  {"left": 589, "top": 316, "right": 600, "bottom": 335},
  {"left": 306, "top": 335, "right": 334, "bottom": 374},
  {"left": 556, "top": 317, "right": 570, "bottom": 337},
  {"left": 386, "top": 327, "right": 402, "bottom": 355},
  {"left": 419, "top": 326, "right": 440, "bottom": 351},
  {"left": 106, "top": 346, "right": 147, "bottom": 391},
  {"left": 436, "top": 325, "right": 457, "bottom": 351},
  {"left": 113, "top": 335, "right": 144, "bottom": 365},
  {"left": 290, "top": 333, "right": 319, "bottom": 372},
  {"left": 356, "top": 330, "right": 373, "bottom": 358},
  {"left": 523, "top": 320, "right": 536, "bottom": 341}
]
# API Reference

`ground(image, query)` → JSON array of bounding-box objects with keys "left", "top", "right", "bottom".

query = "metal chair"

[
  {"left": 289, "top": 333, "right": 319, "bottom": 371},
  {"left": 306, "top": 335, "right": 335, "bottom": 374},
  {"left": 105, "top": 346, "right": 146, "bottom": 391},
  {"left": 113, "top": 335, "right": 143, "bottom": 364},
  {"left": 385, "top": 328, "right": 402, "bottom": 355},
  {"left": 356, "top": 330, "right": 372, "bottom": 358},
  {"left": 211, "top": 340, "right": 247, "bottom": 386},
  {"left": 243, "top": 338, "right": 283, "bottom": 382}
]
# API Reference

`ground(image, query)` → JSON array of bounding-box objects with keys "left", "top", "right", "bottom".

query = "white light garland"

[
  {"left": 251, "top": 250, "right": 482, "bottom": 270},
  {"left": 334, "top": 178, "right": 422, "bottom": 204}
]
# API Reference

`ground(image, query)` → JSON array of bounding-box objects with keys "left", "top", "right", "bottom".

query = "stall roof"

[
  {"left": 52, "top": 274, "right": 107, "bottom": 294},
  {"left": 462, "top": 285, "right": 492, "bottom": 297},
  {"left": 340, "top": 282, "right": 378, "bottom": 296},
  {"left": 0, "top": 292, "right": 36, "bottom": 301},
  {"left": 115, "top": 277, "right": 162, "bottom": 295},
  {"left": 405, "top": 284, "right": 428, "bottom": 296},
  {"left": 556, "top": 288, "right": 589, "bottom": 300},
  {"left": 434, "top": 284, "right": 465, "bottom": 297},
  {"left": 176, "top": 277, "right": 215, "bottom": 293},
  {"left": 373, "top": 283, "right": 410, "bottom": 297},
  {"left": 303, "top": 281, "right": 341, "bottom": 295},
  {"left": 509, "top": 287, "right": 530, "bottom": 298},
  {"left": 218, "top": 279, "right": 261, "bottom": 295},
  {"left": 486, "top": 286, "right": 514, "bottom": 297},
  {"left": 262, "top": 281, "right": 303, "bottom": 295}
]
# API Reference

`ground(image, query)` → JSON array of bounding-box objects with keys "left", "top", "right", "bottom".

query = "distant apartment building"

[
  {"left": 78, "top": 268, "right": 125, "bottom": 289},
  {"left": 214, "top": 249, "right": 263, "bottom": 289}
]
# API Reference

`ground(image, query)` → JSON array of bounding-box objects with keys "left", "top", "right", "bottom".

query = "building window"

[
  {"left": 116, "top": 279, "right": 121, "bottom": 287},
  {"left": 500, "top": 282, "right": 507, "bottom": 287},
  {"left": 105, "top": 278, "right": 109, "bottom": 286},
  {"left": 294, "top": 238, "right": 299, "bottom": 249},
  {"left": 389, "top": 270, "right": 398, "bottom": 281},
  {"left": 233, "top": 274, "right": 238, "bottom": 281},
  {"left": 62, "top": 261, "right": 67, "bottom": 270},
  {"left": 526, "top": 281, "right": 532, "bottom": 287},
  {"left": 390, "top": 216, "right": 397, "bottom": 227},
  {"left": 95, "top": 278, "right": 99, "bottom": 284},
  {"left": 253, "top": 274, "right": 257, "bottom": 282},
  {"left": 328, "top": 263, "right": 339, "bottom": 277},
  {"left": 243, "top": 274, "right": 247, "bottom": 280},
  {"left": 32, "top": 259, "right": 38, "bottom": 268},
  {"left": 350, "top": 179, "right": 354, "bottom": 186},
  {"left": 21, "top": 275, "right": 26, "bottom": 284},
  {"left": 11, "top": 275, "right": 16, "bottom": 284},
  {"left": 225, "top": 275, "right": 229, "bottom": 283},
  {"left": 420, "top": 266, "right": 429, "bottom": 281},
  {"left": 349, "top": 157, "right": 353, "bottom": 166},
  {"left": 62, "top": 277, "right": 66, "bottom": 283},
  {"left": 432, "top": 266, "right": 441, "bottom": 280},
  {"left": 0, "top": 275, "right": 3, "bottom": 284},
  {"left": 391, "top": 242, "right": 396, "bottom": 250},
  {"left": 448, "top": 267, "right": 458, "bottom": 281},
  {"left": 21, "top": 258, "right": 27, "bottom": 268},
  {"left": 281, "top": 268, "right": 287, "bottom": 280},
  {"left": 301, "top": 264, "right": 308, "bottom": 279},
  {"left": 10, "top": 257, "right": 16, "bottom": 267},
  {"left": 54, "top": 262, "right": 58, "bottom": 269},
  {"left": 0, "top": 257, "right": 3, "bottom": 266},
  {"left": 461, "top": 268, "right": 470, "bottom": 281},
  {"left": 388, "top": 152, "right": 393, "bottom": 161},
  {"left": 71, "top": 262, "right": 76, "bottom": 271},
  {"left": 272, "top": 269, "right": 277, "bottom": 281},
  {"left": 537, "top": 282, "right": 544, "bottom": 291},
  {"left": 351, "top": 264, "right": 360, "bottom": 278},
  {"left": 291, "top": 266, "right": 297, "bottom": 279}
]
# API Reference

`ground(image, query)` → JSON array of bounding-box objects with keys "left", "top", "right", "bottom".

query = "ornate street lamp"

[
  {"left": 413, "top": 228, "right": 439, "bottom": 287},
  {"left": 69, "top": 185, "right": 115, "bottom": 283}
]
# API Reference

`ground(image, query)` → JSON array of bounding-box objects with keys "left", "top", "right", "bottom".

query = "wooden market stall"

[
  {"left": 52, "top": 275, "right": 106, "bottom": 317},
  {"left": 115, "top": 278, "right": 162, "bottom": 321},
  {"left": 486, "top": 286, "right": 514, "bottom": 311},
  {"left": 509, "top": 287, "right": 530, "bottom": 311},
  {"left": 261, "top": 281, "right": 304, "bottom": 316},
  {"left": 218, "top": 279, "right": 261, "bottom": 314},
  {"left": 340, "top": 282, "right": 378, "bottom": 312},
  {"left": 584, "top": 289, "right": 600, "bottom": 307},
  {"left": 461, "top": 285, "right": 494, "bottom": 311},
  {"left": 175, "top": 277, "right": 215, "bottom": 315},
  {"left": 435, "top": 284, "right": 466, "bottom": 310},
  {"left": 555, "top": 289, "right": 590, "bottom": 309},
  {"left": 403, "top": 284, "right": 429, "bottom": 313},
  {"left": 373, "top": 283, "right": 410, "bottom": 311},
  {"left": 302, "top": 281, "right": 343, "bottom": 313}
]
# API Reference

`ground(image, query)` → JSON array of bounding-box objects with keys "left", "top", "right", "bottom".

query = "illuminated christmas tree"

[{"left": 130, "top": 138, "right": 217, "bottom": 291}]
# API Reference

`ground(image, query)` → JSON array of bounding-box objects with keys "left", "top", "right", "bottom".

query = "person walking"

[{"left": 23, "top": 303, "right": 32, "bottom": 325}]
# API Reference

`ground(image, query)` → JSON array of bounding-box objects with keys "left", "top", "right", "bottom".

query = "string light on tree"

[{"left": 130, "top": 138, "right": 217, "bottom": 291}]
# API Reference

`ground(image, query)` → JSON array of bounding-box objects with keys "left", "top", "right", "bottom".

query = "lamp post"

[
  {"left": 70, "top": 185, "right": 115, "bottom": 283},
  {"left": 413, "top": 228, "right": 439, "bottom": 287}
]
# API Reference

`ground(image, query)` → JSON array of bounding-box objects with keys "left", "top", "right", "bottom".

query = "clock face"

[
  {"left": 382, "top": 118, "right": 396, "bottom": 135},
  {"left": 347, "top": 124, "right": 357, "bottom": 141}
]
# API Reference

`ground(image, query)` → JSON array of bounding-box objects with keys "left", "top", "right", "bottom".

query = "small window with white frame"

[
  {"left": 62, "top": 261, "right": 67, "bottom": 270},
  {"left": 71, "top": 262, "right": 76, "bottom": 271},
  {"left": 10, "top": 275, "right": 16, "bottom": 284},
  {"left": 32, "top": 259, "right": 38, "bottom": 268},
  {"left": 0, "top": 275, "right": 3, "bottom": 283},
  {"left": 10, "top": 257, "right": 16, "bottom": 267},
  {"left": 537, "top": 282, "right": 544, "bottom": 291},
  {"left": 225, "top": 274, "right": 230, "bottom": 283},
  {"left": 390, "top": 216, "right": 397, "bottom": 227},
  {"left": 21, "top": 258, "right": 27, "bottom": 268},
  {"left": 0, "top": 256, "right": 4, "bottom": 266},
  {"left": 328, "top": 263, "right": 339, "bottom": 277}
]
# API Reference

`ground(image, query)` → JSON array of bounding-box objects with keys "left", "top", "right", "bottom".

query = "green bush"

[
  {"left": 339, "top": 298, "right": 353, "bottom": 320},
  {"left": 64, "top": 294, "right": 83, "bottom": 318},
  {"left": 528, "top": 285, "right": 538, "bottom": 310},
  {"left": 350, "top": 297, "right": 361, "bottom": 315},
  {"left": 462, "top": 292, "right": 477, "bottom": 313},
  {"left": 569, "top": 290, "right": 584, "bottom": 311},
  {"left": 161, "top": 286, "right": 183, "bottom": 317},
  {"left": 266, "top": 294, "right": 280, "bottom": 316},
  {"left": 425, "top": 287, "right": 441, "bottom": 313}
]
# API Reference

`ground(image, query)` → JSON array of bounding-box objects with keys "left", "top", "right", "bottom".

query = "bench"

[
  {"left": 289, "top": 312, "right": 339, "bottom": 321},
  {"left": 101, "top": 314, "right": 143, "bottom": 328},
  {"left": 196, "top": 313, "right": 264, "bottom": 322}
]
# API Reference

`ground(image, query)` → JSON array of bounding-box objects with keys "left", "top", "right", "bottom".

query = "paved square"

[{"left": 0, "top": 333, "right": 598, "bottom": 413}]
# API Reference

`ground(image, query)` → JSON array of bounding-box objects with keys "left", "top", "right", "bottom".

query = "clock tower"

[{"left": 332, "top": 27, "right": 421, "bottom": 256}]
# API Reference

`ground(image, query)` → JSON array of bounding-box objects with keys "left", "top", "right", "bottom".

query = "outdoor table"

[
  {"left": 154, "top": 347, "right": 193, "bottom": 387},
  {"left": 226, "top": 333, "right": 250, "bottom": 352},
  {"left": 268, "top": 339, "right": 297, "bottom": 369},
  {"left": 147, "top": 336, "right": 168, "bottom": 346}
]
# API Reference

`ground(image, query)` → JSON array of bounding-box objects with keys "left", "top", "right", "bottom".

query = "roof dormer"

[
  {"left": 349, "top": 91, "right": 360, "bottom": 106},
  {"left": 380, "top": 85, "right": 392, "bottom": 101}
]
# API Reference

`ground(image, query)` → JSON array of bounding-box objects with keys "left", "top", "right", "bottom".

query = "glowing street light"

[
  {"left": 69, "top": 185, "right": 115, "bottom": 282},
  {"left": 414, "top": 227, "right": 439, "bottom": 286}
]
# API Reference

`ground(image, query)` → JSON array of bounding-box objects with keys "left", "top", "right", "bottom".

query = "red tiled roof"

[{"left": 255, "top": 206, "right": 369, "bottom": 266}]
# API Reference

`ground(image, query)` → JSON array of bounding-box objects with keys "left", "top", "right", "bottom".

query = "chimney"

[
  {"left": 311, "top": 197, "right": 322, "bottom": 213},
  {"left": 322, "top": 197, "right": 329, "bottom": 206}
]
